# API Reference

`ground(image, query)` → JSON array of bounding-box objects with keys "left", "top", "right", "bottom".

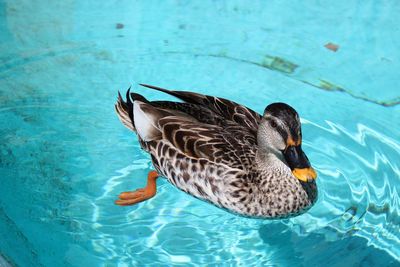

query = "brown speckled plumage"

[{"left": 115, "top": 84, "right": 317, "bottom": 218}]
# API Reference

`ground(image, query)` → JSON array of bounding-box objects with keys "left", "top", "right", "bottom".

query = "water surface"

[{"left": 0, "top": 1, "right": 399, "bottom": 266}]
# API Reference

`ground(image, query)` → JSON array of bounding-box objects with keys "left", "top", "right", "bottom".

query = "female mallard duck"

[{"left": 115, "top": 84, "right": 317, "bottom": 218}]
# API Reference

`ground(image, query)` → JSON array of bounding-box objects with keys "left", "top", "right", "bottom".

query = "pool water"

[{"left": 1, "top": 1, "right": 399, "bottom": 266}]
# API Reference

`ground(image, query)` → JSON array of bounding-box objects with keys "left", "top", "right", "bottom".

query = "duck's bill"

[
  {"left": 292, "top": 167, "right": 317, "bottom": 182},
  {"left": 283, "top": 145, "right": 317, "bottom": 182}
]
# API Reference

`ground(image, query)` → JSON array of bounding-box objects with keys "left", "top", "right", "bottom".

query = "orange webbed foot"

[{"left": 115, "top": 171, "right": 159, "bottom": 206}]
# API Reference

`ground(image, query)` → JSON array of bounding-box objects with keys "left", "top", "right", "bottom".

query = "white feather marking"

[{"left": 133, "top": 101, "right": 160, "bottom": 141}]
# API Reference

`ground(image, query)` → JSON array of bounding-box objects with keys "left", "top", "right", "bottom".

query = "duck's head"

[{"left": 258, "top": 102, "right": 317, "bottom": 183}]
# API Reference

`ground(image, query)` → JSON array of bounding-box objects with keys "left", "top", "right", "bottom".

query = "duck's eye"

[{"left": 270, "top": 120, "right": 277, "bottom": 128}]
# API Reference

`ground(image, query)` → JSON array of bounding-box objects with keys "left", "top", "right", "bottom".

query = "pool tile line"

[{"left": 164, "top": 51, "right": 399, "bottom": 108}]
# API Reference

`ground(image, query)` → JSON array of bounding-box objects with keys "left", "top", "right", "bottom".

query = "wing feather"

[
  {"left": 157, "top": 117, "right": 256, "bottom": 170},
  {"left": 139, "top": 84, "right": 262, "bottom": 135}
]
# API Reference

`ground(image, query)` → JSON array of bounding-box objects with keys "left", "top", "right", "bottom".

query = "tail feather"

[{"left": 115, "top": 88, "right": 135, "bottom": 131}]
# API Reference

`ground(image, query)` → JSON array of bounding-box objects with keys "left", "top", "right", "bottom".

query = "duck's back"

[{"left": 115, "top": 85, "right": 262, "bottom": 170}]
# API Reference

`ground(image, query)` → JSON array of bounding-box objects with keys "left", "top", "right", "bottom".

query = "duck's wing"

[
  {"left": 139, "top": 84, "right": 262, "bottom": 136},
  {"left": 158, "top": 117, "right": 256, "bottom": 170},
  {"left": 132, "top": 100, "right": 257, "bottom": 171}
]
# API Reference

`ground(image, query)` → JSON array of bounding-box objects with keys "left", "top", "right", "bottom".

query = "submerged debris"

[
  {"left": 324, "top": 42, "right": 339, "bottom": 52},
  {"left": 261, "top": 56, "right": 298, "bottom": 74},
  {"left": 319, "top": 79, "right": 345, "bottom": 92},
  {"left": 116, "top": 23, "right": 124, "bottom": 29}
]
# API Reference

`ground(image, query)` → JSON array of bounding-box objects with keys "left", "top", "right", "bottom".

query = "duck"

[{"left": 114, "top": 84, "right": 317, "bottom": 218}]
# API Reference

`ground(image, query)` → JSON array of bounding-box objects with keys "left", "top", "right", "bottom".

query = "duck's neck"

[
  {"left": 255, "top": 147, "right": 288, "bottom": 173},
  {"left": 256, "top": 123, "right": 288, "bottom": 172},
  {"left": 256, "top": 146, "right": 318, "bottom": 196}
]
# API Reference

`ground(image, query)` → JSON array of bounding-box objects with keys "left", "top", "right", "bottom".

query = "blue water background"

[{"left": 0, "top": 1, "right": 399, "bottom": 266}]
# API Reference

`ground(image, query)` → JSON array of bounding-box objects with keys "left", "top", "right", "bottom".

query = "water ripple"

[
  {"left": 52, "top": 114, "right": 400, "bottom": 265},
  {"left": 290, "top": 119, "right": 400, "bottom": 261}
]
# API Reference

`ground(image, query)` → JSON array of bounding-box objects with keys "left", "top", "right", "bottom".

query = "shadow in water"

[{"left": 259, "top": 223, "right": 398, "bottom": 267}]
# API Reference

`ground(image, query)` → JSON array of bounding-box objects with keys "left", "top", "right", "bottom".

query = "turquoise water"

[{"left": 1, "top": 1, "right": 399, "bottom": 266}]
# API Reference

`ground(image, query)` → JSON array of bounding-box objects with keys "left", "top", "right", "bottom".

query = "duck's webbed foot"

[{"left": 115, "top": 170, "right": 159, "bottom": 206}]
